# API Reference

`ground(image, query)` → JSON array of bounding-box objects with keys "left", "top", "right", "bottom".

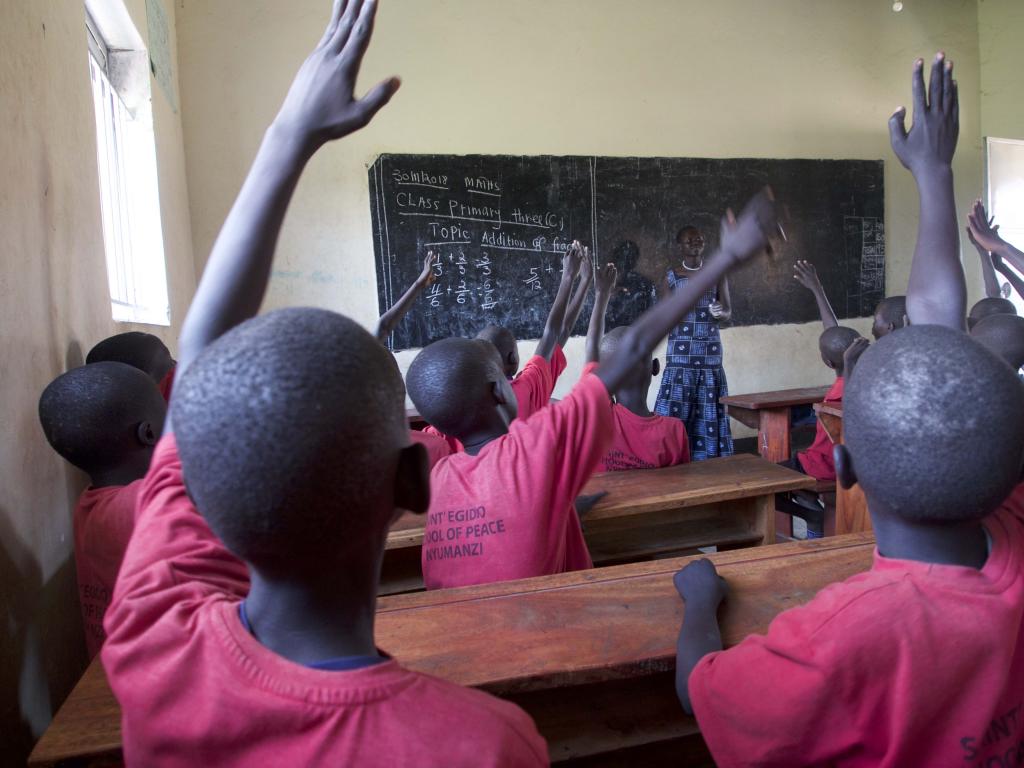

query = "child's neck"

[
  {"left": 245, "top": 561, "right": 379, "bottom": 665},
  {"left": 89, "top": 453, "right": 152, "bottom": 488},
  {"left": 614, "top": 385, "right": 653, "bottom": 417},
  {"left": 459, "top": 414, "right": 511, "bottom": 456},
  {"left": 871, "top": 508, "right": 989, "bottom": 570}
]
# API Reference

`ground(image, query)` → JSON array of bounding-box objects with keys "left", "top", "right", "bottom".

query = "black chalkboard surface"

[{"left": 369, "top": 154, "right": 884, "bottom": 351}]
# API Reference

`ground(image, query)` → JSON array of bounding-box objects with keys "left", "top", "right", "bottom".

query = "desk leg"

[
  {"left": 753, "top": 494, "right": 774, "bottom": 546},
  {"left": 757, "top": 408, "right": 793, "bottom": 540},
  {"left": 836, "top": 484, "right": 871, "bottom": 534},
  {"left": 835, "top": 421, "right": 872, "bottom": 535}
]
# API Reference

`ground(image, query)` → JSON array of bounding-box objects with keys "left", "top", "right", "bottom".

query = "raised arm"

[
  {"left": 967, "top": 224, "right": 1003, "bottom": 299},
  {"left": 673, "top": 559, "right": 728, "bottom": 714},
  {"left": 585, "top": 263, "right": 617, "bottom": 364},
  {"left": 534, "top": 242, "right": 583, "bottom": 361},
  {"left": 968, "top": 200, "right": 1024, "bottom": 298},
  {"left": 793, "top": 260, "right": 838, "bottom": 328},
  {"left": 995, "top": 258, "right": 1024, "bottom": 301},
  {"left": 595, "top": 190, "right": 780, "bottom": 394},
  {"left": 558, "top": 252, "right": 594, "bottom": 347},
  {"left": 175, "top": 0, "right": 399, "bottom": 411},
  {"left": 889, "top": 53, "right": 965, "bottom": 330},
  {"left": 375, "top": 251, "right": 437, "bottom": 343}
]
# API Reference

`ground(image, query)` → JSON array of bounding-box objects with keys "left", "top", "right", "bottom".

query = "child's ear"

[
  {"left": 394, "top": 443, "right": 430, "bottom": 515},
  {"left": 136, "top": 421, "right": 158, "bottom": 447},
  {"left": 652, "top": 358, "right": 661, "bottom": 377},
  {"left": 833, "top": 445, "right": 857, "bottom": 490}
]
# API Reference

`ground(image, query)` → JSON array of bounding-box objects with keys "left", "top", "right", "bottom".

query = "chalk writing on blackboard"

[{"left": 369, "top": 154, "right": 885, "bottom": 350}]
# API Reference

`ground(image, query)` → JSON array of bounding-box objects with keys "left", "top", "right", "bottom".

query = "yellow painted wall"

[
  {"left": 0, "top": 0, "right": 194, "bottom": 760},
  {"left": 979, "top": 0, "right": 1024, "bottom": 140},
  {"left": 176, "top": 0, "right": 985, "bottom": 430}
]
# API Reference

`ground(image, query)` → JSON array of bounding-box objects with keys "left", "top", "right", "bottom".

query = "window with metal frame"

[{"left": 86, "top": 10, "right": 170, "bottom": 325}]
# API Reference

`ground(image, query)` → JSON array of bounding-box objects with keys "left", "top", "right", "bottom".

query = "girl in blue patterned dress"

[{"left": 654, "top": 226, "right": 734, "bottom": 461}]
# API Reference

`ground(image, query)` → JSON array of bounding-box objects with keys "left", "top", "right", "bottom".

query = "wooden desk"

[
  {"left": 813, "top": 402, "right": 871, "bottom": 535},
  {"left": 29, "top": 534, "right": 875, "bottom": 767},
  {"left": 719, "top": 386, "right": 832, "bottom": 538},
  {"left": 406, "top": 407, "right": 427, "bottom": 430},
  {"left": 380, "top": 454, "right": 815, "bottom": 594}
]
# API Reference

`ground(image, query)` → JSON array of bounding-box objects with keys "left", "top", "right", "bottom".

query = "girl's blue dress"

[{"left": 654, "top": 269, "right": 734, "bottom": 461}]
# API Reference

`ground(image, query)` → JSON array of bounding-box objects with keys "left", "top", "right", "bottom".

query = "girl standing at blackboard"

[{"left": 654, "top": 225, "right": 734, "bottom": 461}]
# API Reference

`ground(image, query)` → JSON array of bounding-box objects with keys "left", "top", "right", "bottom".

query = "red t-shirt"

[
  {"left": 419, "top": 346, "right": 567, "bottom": 453},
  {"left": 159, "top": 366, "right": 175, "bottom": 402},
  {"left": 102, "top": 436, "right": 548, "bottom": 767},
  {"left": 74, "top": 481, "right": 140, "bottom": 658},
  {"left": 511, "top": 350, "right": 561, "bottom": 421},
  {"left": 690, "top": 483, "right": 1024, "bottom": 767},
  {"left": 422, "top": 373, "right": 614, "bottom": 590},
  {"left": 797, "top": 376, "right": 844, "bottom": 481},
  {"left": 408, "top": 429, "right": 451, "bottom": 468},
  {"left": 580, "top": 362, "right": 689, "bottom": 472}
]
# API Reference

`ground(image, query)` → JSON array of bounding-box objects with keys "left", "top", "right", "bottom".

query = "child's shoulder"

[{"left": 403, "top": 669, "right": 547, "bottom": 761}]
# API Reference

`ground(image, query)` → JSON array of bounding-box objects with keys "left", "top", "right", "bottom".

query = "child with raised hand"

[
  {"left": 87, "top": 331, "right": 177, "bottom": 401},
  {"left": 407, "top": 190, "right": 780, "bottom": 590},
  {"left": 581, "top": 262, "right": 690, "bottom": 472},
  {"left": 423, "top": 243, "right": 590, "bottom": 453},
  {"left": 101, "top": 3, "right": 547, "bottom": 765},
  {"left": 967, "top": 207, "right": 1020, "bottom": 312},
  {"left": 372, "top": 250, "right": 451, "bottom": 467},
  {"left": 475, "top": 241, "right": 589, "bottom": 413},
  {"left": 38, "top": 362, "right": 166, "bottom": 657},
  {"left": 674, "top": 53, "right": 1024, "bottom": 767},
  {"left": 374, "top": 250, "right": 438, "bottom": 343},
  {"left": 793, "top": 260, "right": 838, "bottom": 329},
  {"left": 965, "top": 210, "right": 1017, "bottom": 329},
  {"left": 969, "top": 199, "right": 1024, "bottom": 302},
  {"left": 788, "top": 259, "right": 867, "bottom": 483}
]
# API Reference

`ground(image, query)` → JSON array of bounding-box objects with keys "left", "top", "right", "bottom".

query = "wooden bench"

[
  {"left": 379, "top": 454, "right": 815, "bottom": 594},
  {"left": 28, "top": 533, "right": 875, "bottom": 767},
  {"left": 406, "top": 406, "right": 428, "bottom": 430},
  {"left": 719, "top": 386, "right": 832, "bottom": 537},
  {"left": 813, "top": 401, "right": 871, "bottom": 535}
]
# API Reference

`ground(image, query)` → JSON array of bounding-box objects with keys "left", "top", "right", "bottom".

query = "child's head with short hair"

[
  {"left": 818, "top": 326, "right": 862, "bottom": 375},
  {"left": 39, "top": 361, "right": 166, "bottom": 483},
  {"left": 475, "top": 325, "right": 519, "bottom": 379},
  {"left": 172, "top": 307, "right": 428, "bottom": 577},
  {"left": 600, "top": 326, "right": 659, "bottom": 393},
  {"left": 840, "top": 325, "right": 1024, "bottom": 524},
  {"left": 971, "top": 313, "right": 1024, "bottom": 370},
  {"left": 407, "top": 337, "right": 517, "bottom": 441},
  {"left": 967, "top": 297, "right": 1017, "bottom": 331},
  {"left": 87, "top": 332, "right": 175, "bottom": 386},
  {"left": 871, "top": 295, "right": 908, "bottom": 340}
]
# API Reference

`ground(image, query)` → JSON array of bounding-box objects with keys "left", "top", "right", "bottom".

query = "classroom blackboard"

[{"left": 369, "top": 154, "right": 884, "bottom": 351}]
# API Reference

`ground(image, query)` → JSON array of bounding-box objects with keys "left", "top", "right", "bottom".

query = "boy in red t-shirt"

[
  {"left": 581, "top": 262, "right": 690, "bottom": 472},
  {"left": 407, "top": 192, "right": 782, "bottom": 590},
  {"left": 87, "top": 331, "right": 177, "bottom": 401},
  {"left": 102, "top": 5, "right": 546, "bottom": 765},
  {"left": 38, "top": 362, "right": 166, "bottom": 657},
  {"left": 781, "top": 260, "right": 867, "bottom": 535},
  {"left": 422, "top": 247, "right": 591, "bottom": 452},
  {"left": 675, "top": 54, "right": 1024, "bottom": 766}
]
